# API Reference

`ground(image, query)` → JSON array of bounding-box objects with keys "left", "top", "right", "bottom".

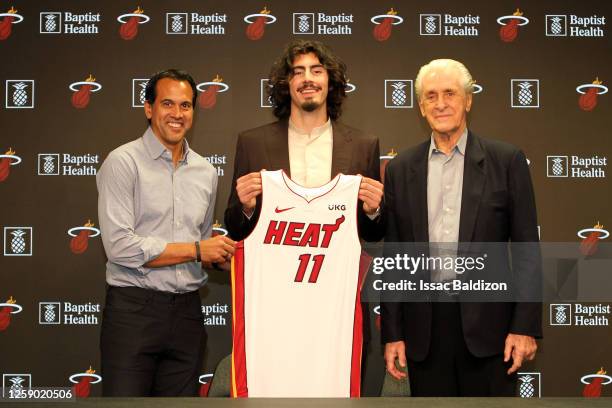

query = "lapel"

[
  {"left": 458, "top": 131, "right": 486, "bottom": 243},
  {"left": 408, "top": 140, "right": 431, "bottom": 243},
  {"left": 265, "top": 120, "right": 290, "bottom": 174},
  {"left": 331, "top": 121, "right": 352, "bottom": 176}
]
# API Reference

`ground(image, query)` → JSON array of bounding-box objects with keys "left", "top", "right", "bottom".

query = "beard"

[{"left": 300, "top": 100, "right": 321, "bottom": 112}]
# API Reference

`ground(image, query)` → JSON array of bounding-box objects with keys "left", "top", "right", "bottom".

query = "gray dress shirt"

[
  {"left": 427, "top": 130, "right": 467, "bottom": 282},
  {"left": 97, "top": 127, "right": 218, "bottom": 293}
]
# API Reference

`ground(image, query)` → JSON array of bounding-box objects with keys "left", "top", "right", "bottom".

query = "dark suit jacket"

[
  {"left": 224, "top": 119, "right": 384, "bottom": 242},
  {"left": 381, "top": 131, "right": 542, "bottom": 361}
]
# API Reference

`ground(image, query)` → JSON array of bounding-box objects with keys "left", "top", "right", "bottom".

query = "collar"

[
  {"left": 288, "top": 118, "right": 332, "bottom": 138},
  {"left": 428, "top": 128, "right": 468, "bottom": 159},
  {"left": 143, "top": 126, "right": 189, "bottom": 163}
]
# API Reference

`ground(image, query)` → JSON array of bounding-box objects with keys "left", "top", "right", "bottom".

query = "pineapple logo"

[
  {"left": 420, "top": 14, "right": 441, "bottom": 35},
  {"left": 385, "top": 80, "right": 413, "bottom": 108},
  {"left": 40, "top": 12, "right": 62, "bottom": 33},
  {"left": 39, "top": 302, "right": 61, "bottom": 324},
  {"left": 2, "top": 374, "right": 31, "bottom": 398},
  {"left": 37, "top": 153, "right": 60, "bottom": 175},
  {"left": 4, "top": 227, "right": 32, "bottom": 256},
  {"left": 166, "top": 13, "right": 187, "bottom": 34},
  {"left": 511, "top": 79, "right": 539, "bottom": 108},
  {"left": 518, "top": 373, "right": 541, "bottom": 397},
  {"left": 546, "top": 156, "right": 568, "bottom": 177},
  {"left": 293, "top": 13, "right": 314, "bottom": 34},
  {"left": 5, "top": 80, "right": 34, "bottom": 108},
  {"left": 549, "top": 304, "right": 571, "bottom": 325},
  {"left": 132, "top": 79, "right": 149, "bottom": 107},
  {"left": 546, "top": 15, "right": 567, "bottom": 36}
]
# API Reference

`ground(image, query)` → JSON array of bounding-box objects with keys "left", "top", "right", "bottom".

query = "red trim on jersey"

[
  {"left": 350, "top": 251, "right": 372, "bottom": 398},
  {"left": 231, "top": 241, "right": 248, "bottom": 398},
  {"left": 281, "top": 170, "right": 342, "bottom": 204}
]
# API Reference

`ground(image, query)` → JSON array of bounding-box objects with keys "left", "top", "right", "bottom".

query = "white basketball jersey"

[{"left": 231, "top": 170, "right": 368, "bottom": 398}]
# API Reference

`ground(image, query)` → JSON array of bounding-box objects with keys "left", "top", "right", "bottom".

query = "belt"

[{"left": 107, "top": 285, "right": 199, "bottom": 305}]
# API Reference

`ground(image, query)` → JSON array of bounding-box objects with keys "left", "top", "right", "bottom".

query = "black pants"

[
  {"left": 407, "top": 301, "right": 516, "bottom": 397},
  {"left": 100, "top": 286, "right": 206, "bottom": 397}
]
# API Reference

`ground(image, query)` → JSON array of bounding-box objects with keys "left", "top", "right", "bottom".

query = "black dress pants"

[
  {"left": 100, "top": 286, "right": 206, "bottom": 397},
  {"left": 407, "top": 301, "right": 516, "bottom": 397}
]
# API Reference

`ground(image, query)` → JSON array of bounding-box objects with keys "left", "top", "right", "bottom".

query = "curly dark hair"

[{"left": 268, "top": 40, "right": 347, "bottom": 120}]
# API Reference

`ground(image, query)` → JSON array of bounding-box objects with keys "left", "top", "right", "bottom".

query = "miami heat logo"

[
  {"left": 0, "top": 148, "right": 21, "bottom": 182},
  {"left": 244, "top": 7, "right": 276, "bottom": 41},
  {"left": 577, "top": 78, "right": 608, "bottom": 112},
  {"left": 578, "top": 222, "right": 609, "bottom": 256},
  {"left": 197, "top": 75, "right": 229, "bottom": 110},
  {"left": 371, "top": 8, "right": 403, "bottom": 42},
  {"left": 70, "top": 367, "right": 101, "bottom": 398},
  {"left": 199, "top": 374, "right": 213, "bottom": 397},
  {"left": 380, "top": 148, "right": 397, "bottom": 181},
  {"left": 0, "top": 6, "right": 23, "bottom": 40},
  {"left": 582, "top": 368, "right": 611, "bottom": 398},
  {"left": 117, "top": 6, "right": 150, "bottom": 40},
  {"left": 68, "top": 220, "right": 101, "bottom": 254},
  {"left": 497, "top": 9, "right": 529, "bottom": 43},
  {"left": 212, "top": 220, "right": 228, "bottom": 237},
  {"left": 69, "top": 75, "right": 102, "bottom": 109},
  {"left": 0, "top": 296, "right": 22, "bottom": 331}
]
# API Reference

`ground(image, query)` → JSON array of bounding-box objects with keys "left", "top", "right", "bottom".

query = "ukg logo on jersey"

[
  {"left": 166, "top": 12, "right": 227, "bottom": 35},
  {"left": 293, "top": 12, "right": 354, "bottom": 35},
  {"left": 546, "top": 14, "right": 605, "bottom": 37},
  {"left": 420, "top": 13, "right": 480, "bottom": 36},
  {"left": 40, "top": 11, "right": 101, "bottom": 34}
]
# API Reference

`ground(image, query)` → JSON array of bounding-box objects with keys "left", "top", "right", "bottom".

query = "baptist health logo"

[
  {"left": 547, "top": 155, "right": 607, "bottom": 178},
  {"left": 5, "top": 80, "right": 34, "bottom": 108},
  {"left": 40, "top": 11, "right": 101, "bottom": 34},
  {"left": 518, "top": 372, "right": 541, "bottom": 398},
  {"left": 385, "top": 80, "right": 413, "bottom": 108},
  {"left": 545, "top": 15, "right": 605, "bottom": 37},
  {"left": 419, "top": 14, "right": 480, "bottom": 36},
  {"left": 132, "top": 79, "right": 149, "bottom": 107},
  {"left": 293, "top": 12, "right": 353, "bottom": 35},
  {"left": 2, "top": 374, "right": 31, "bottom": 398},
  {"left": 511, "top": 79, "right": 539, "bottom": 108},
  {"left": 38, "top": 153, "right": 99, "bottom": 176},
  {"left": 166, "top": 12, "right": 227, "bottom": 35},
  {"left": 3, "top": 227, "right": 32, "bottom": 256},
  {"left": 550, "top": 304, "right": 610, "bottom": 326},
  {"left": 39, "top": 301, "right": 101, "bottom": 325}
]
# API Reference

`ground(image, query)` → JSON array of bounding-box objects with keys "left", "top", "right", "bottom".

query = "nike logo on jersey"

[{"left": 275, "top": 206, "right": 295, "bottom": 213}]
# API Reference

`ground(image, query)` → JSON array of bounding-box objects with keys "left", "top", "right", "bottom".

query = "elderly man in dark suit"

[
  {"left": 381, "top": 59, "right": 542, "bottom": 396},
  {"left": 225, "top": 39, "right": 384, "bottom": 242}
]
